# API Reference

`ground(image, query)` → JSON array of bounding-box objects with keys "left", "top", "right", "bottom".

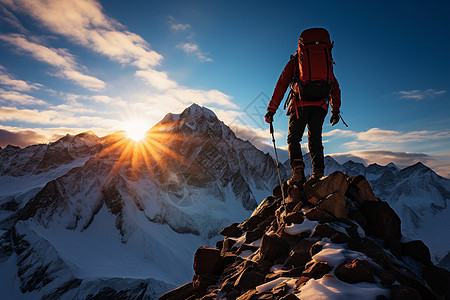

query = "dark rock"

[
  {"left": 193, "top": 274, "right": 220, "bottom": 295},
  {"left": 304, "top": 171, "right": 349, "bottom": 200},
  {"left": 221, "top": 223, "right": 243, "bottom": 237},
  {"left": 257, "top": 216, "right": 276, "bottom": 231},
  {"left": 385, "top": 236, "right": 402, "bottom": 259},
  {"left": 160, "top": 282, "right": 195, "bottom": 300},
  {"left": 346, "top": 175, "right": 379, "bottom": 204},
  {"left": 284, "top": 239, "right": 316, "bottom": 269},
  {"left": 234, "top": 266, "right": 266, "bottom": 291},
  {"left": 304, "top": 206, "right": 335, "bottom": 223},
  {"left": 422, "top": 265, "right": 450, "bottom": 299},
  {"left": 311, "top": 224, "right": 339, "bottom": 239},
  {"left": 330, "top": 232, "right": 354, "bottom": 245},
  {"left": 378, "top": 270, "right": 397, "bottom": 287},
  {"left": 272, "top": 282, "right": 289, "bottom": 298},
  {"left": 295, "top": 276, "right": 310, "bottom": 288},
  {"left": 401, "top": 240, "right": 431, "bottom": 265},
  {"left": 194, "top": 246, "right": 223, "bottom": 275},
  {"left": 390, "top": 285, "right": 422, "bottom": 300},
  {"left": 216, "top": 240, "right": 224, "bottom": 250},
  {"left": 236, "top": 289, "right": 258, "bottom": 300},
  {"left": 348, "top": 210, "right": 367, "bottom": 227},
  {"left": 359, "top": 201, "right": 402, "bottom": 241},
  {"left": 284, "top": 211, "right": 304, "bottom": 225},
  {"left": 241, "top": 215, "right": 265, "bottom": 231},
  {"left": 221, "top": 238, "right": 237, "bottom": 256},
  {"left": 280, "top": 294, "right": 300, "bottom": 300},
  {"left": 335, "top": 259, "right": 374, "bottom": 283},
  {"left": 302, "top": 261, "right": 331, "bottom": 279},
  {"left": 260, "top": 234, "right": 291, "bottom": 261},
  {"left": 318, "top": 193, "right": 347, "bottom": 219},
  {"left": 245, "top": 228, "right": 264, "bottom": 244},
  {"left": 358, "top": 239, "right": 393, "bottom": 270},
  {"left": 252, "top": 196, "right": 278, "bottom": 219},
  {"left": 310, "top": 243, "right": 324, "bottom": 257}
]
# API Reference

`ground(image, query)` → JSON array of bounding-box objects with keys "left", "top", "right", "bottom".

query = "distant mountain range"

[{"left": 0, "top": 104, "right": 448, "bottom": 298}]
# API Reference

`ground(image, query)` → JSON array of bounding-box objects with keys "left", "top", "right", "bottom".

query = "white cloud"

[
  {"left": 0, "top": 88, "right": 47, "bottom": 106},
  {"left": 2, "top": 0, "right": 163, "bottom": 69},
  {"left": 0, "top": 68, "right": 42, "bottom": 92},
  {"left": 135, "top": 69, "right": 178, "bottom": 91},
  {"left": 0, "top": 106, "right": 118, "bottom": 128},
  {"left": 0, "top": 34, "right": 106, "bottom": 91},
  {"left": 394, "top": 89, "right": 446, "bottom": 100},
  {"left": 176, "top": 42, "right": 213, "bottom": 62}
]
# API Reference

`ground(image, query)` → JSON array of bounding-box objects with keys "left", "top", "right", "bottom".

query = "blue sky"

[{"left": 0, "top": 0, "right": 449, "bottom": 177}]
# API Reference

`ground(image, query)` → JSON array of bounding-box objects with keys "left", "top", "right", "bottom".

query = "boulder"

[
  {"left": 251, "top": 196, "right": 277, "bottom": 219},
  {"left": 221, "top": 238, "right": 237, "bottom": 256},
  {"left": 304, "top": 206, "right": 335, "bottom": 223},
  {"left": 284, "top": 239, "right": 316, "bottom": 268},
  {"left": 194, "top": 246, "right": 223, "bottom": 275},
  {"left": 318, "top": 193, "right": 347, "bottom": 219},
  {"left": 284, "top": 211, "right": 304, "bottom": 225},
  {"left": 401, "top": 240, "right": 431, "bottom": 265},
  {"left": 335, "top": 259, "right": 374, "bottom": 283},
  {"left": 304, "top": 171, "right": 349, "bottom": 200},
  {"left": 234, "top": 266, "right": 266, "bottom": 291},
  {"left": 221, "top": 223, "right": 243, "bottom": 237},
  {"left": 241, "top": 215, "right": 265, "bottom": 231},
  {"left": 422, "top": 265, "right": 450, "bottom": 299},
  {"left": 159, "top": 282, "right": 195, "bottom": 300},
  {"left": 311, "top": 224, "right": 339, "bottom": 239},
  {"left": 359, "top": 201, "right": 402, "bottom": 241},
  {"left": 193, "top": 274, "right": 220, "bottom": 295},
  {"left": 260, "top": 233, "right": 291, "bottom": 261},
  {"left": 390, "top": 285, "right": 422, "bottom": 300},
  {"left": 302, "top": 261, "right": 331, "bottom": 279},
  {"left": 346, "top": 175, "right": 379, "bottom": 204}
]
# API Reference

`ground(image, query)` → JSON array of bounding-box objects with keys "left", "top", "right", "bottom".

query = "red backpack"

[{"left": 296, "top": 28, "right": 335, "bottom": 101}]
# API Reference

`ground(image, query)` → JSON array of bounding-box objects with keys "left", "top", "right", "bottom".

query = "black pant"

[{"left": 287, "top": 106, "right": 327, "bottom": 172}]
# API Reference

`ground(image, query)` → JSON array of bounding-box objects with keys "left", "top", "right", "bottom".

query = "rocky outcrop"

[{"left": 161, "top": 171, "right": 450, "bottom": 300}]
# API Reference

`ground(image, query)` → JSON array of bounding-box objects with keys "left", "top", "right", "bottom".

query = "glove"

[
  {"left": 265, "top": 111, "right": 274, "bottom": 123},
  {"left": 330, "top": 113, "right": 339, "bottom": 126}
]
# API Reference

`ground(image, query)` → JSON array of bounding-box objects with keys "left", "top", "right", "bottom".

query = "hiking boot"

[
  {"left": 305, "top": 170, "right": 324, "bottom": 187},
  {"left": 287, "top": 159, "right": 306, "bottom": 186}
]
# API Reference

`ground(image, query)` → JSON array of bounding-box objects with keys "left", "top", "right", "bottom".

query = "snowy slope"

[{"left": 0, "top": 104, "right": 285, "bottom": 299}]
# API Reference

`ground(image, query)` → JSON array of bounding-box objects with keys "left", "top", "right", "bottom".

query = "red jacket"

[{"left": 267, "top": 56, "right": 341, "bottom": 116}]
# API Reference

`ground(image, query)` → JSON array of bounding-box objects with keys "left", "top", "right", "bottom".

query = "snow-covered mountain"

[
  {"left": 0, "top": 104, "right": 284, "bottom": 299},
  {"left": 292, "top": 155, "right": 450, "bottom": 267}
]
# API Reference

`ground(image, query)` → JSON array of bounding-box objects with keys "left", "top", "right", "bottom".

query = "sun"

[{"left": 123, "top": 120, "right": 149, "bottom": 141}]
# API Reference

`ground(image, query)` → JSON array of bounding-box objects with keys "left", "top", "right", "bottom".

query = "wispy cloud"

[
  {"left": 0, "top": 88, "right": 48, "bottom": 106},
  {"left": 176, "top": 42, "right": 213, "bottom": 62},
  {"left": 0, "top": 5, "right": 28, "bottom": 33},
  {"left": 168, "top": 16, "right": 191, "bottom": 31},
  {"left": 394, "top": 89, "right": 446, "bottom": 100},
  {"left": 0, "top": 66, "right": 42, "bottom": 92},
  {"left": 0, "top": 34, "right": 106, "bottom": 91},
  {"left": 0, "top": 106, "right": 118, "bottom": 128},
  {"left": 325, "top": 127, "right": 450, "bottom": 149},
  {"left": 2, "top": 0, "right": 164, "bottom": 69}
]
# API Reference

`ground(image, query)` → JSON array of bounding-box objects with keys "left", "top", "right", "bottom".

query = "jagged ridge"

[{"left": 161, "top": 172, "right": 450, "bottom": 300}]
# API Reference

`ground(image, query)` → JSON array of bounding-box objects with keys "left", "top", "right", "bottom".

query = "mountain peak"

[{"left": 180, "top": 103, "right": 217, "bottom": 119}]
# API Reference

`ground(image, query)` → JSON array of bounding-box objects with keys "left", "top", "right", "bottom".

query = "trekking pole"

[{"left": 270, "top": 122, "right": 286, "bottom": 208}]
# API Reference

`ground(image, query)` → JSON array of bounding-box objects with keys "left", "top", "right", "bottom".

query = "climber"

[{"left": 265, "top": 28, "right": 341, "bottom": 187}]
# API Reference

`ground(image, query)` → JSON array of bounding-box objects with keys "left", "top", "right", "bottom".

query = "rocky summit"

[{"left": 161, "top": 171, "right": 450, "bottom": 300}]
